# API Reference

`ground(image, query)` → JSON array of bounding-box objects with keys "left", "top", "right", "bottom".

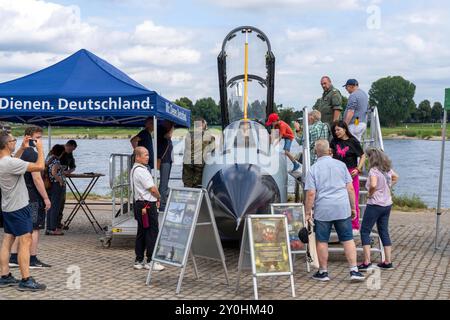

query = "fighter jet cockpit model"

[{"left": 202, "top": 26, "right": 288, "bottom": 241}]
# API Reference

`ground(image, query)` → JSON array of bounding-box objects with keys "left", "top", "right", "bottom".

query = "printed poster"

[
  {"left": 250, "top": 217, "right": 290, "bottom": 274},
  {"left": 272, "top": 205, "right": 305, "bottom": 251}
]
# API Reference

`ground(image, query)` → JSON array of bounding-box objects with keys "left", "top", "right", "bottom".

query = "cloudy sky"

[{"left": 0, "top": 0, "right": 449, "bottom": 109}]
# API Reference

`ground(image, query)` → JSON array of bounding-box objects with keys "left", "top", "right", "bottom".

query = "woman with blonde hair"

[{"left": 358, "top": 148, "right": 399, "bottom": 272}]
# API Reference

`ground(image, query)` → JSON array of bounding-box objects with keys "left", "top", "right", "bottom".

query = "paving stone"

[{"left": 0, "top": 208, "right": 449, "bottom": 300}]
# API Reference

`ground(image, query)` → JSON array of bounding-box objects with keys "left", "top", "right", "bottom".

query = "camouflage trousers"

[{"left": 182, "top": 164, "right": 205, "bottom": 188}]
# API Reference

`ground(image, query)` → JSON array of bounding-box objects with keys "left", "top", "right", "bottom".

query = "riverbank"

[{"left": 9, "top": 124, "right": 448, "bottom": 140}]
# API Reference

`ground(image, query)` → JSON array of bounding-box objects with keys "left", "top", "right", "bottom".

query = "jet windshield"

[{"left": 218, "top": 27, "right": 275, "bottom": 127}]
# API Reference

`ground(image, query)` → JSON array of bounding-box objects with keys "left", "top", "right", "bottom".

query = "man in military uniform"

[
  {"left": 314, "top": 76, "right": 343, "bottom": 127},
  {"left": 182, "top": 118, "right": 215, "bottom": 188}
]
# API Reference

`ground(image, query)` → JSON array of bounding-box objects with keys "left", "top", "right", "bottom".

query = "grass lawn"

[
  {"left": 8, "top": 123, "right": 449, "bottom": 139},
  {"left": 381, "top": 123, "right": 449, "bottom": 139}
]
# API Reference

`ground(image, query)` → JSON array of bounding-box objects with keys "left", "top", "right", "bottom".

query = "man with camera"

[
  {"left": 0, "top": 131, "right": 46, "bottom": 291},
  {"left": 9, "top": 126, "right": 51, "bottom": 269}
]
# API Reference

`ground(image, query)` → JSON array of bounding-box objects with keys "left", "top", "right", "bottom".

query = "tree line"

[{"left": 175, "top": 76, "right": 449, "bottom": 128}]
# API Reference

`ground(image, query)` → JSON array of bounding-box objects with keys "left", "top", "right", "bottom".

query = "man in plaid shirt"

[{"left": 294, "top": 110, "right": 330, "bottom": 165}]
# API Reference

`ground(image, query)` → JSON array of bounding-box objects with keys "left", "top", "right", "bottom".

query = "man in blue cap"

[{"left": 343, "top": 79, "right": 368, "bottom": 142}]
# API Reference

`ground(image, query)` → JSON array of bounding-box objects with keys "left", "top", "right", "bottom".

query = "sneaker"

[
  {"left": 8, "top": 258, "right": 19, "bottom": 268},
  {"left": 133, "top": 260, "right": 144, "bottom": 270},
  {"left": 17, "top": 277, "right": 46, "bottom": 292},
  {"left": 30, "top": 258, "right": 52, "bottom": 269},
  {"left": 312, "top": 271, "right": 330, "bottom": 282},
  {"left": 150, "top": 262, "right": 165, "bottom": 271},
  {"left": 350, "top": 270, "right": 365, "bottom": 282},
  {"left": 377, "top": 262, "right": 394, "bottom": 270},
  {"left": 0, "top": 273, "right": 20, "bottom": 288},
  {"left": 357, "top": 263, "right": 375, "bottom": 272}
]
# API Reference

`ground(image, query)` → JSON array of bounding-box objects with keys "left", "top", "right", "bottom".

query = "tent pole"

[
  {"left": 153, "top": 117, "right": 158, "bottom": 186},
  {"left": 435, "top": 109, "right": 447, "bottom": 250},
  {"left": 48, "top": 124, "right": 52, "bottom": 151}
]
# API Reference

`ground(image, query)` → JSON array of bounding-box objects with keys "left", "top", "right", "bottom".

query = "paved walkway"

[{"left": 0, "top": 205, "right": 449, "bottom": 300}]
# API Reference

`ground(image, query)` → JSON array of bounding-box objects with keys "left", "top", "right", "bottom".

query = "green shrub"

[
  {"left": 404, "top": 130, "right": 417, "bottom": 137},
  {"left": 393, "top": 194, "right": 427, "bottom": 210}
]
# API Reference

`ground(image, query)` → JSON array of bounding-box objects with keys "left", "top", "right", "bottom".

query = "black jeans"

[
  {"left": 57, "top": 185, "right": 66, "bottom": 227},
  {"left": 158, "top": 162, "right": 172, "bottom": 211},
  {"left": 134, "top": 201, "right": 159, "bottom": 262},
  {"left": 47, "top": 182, "right": 64, "bottom": 231}
]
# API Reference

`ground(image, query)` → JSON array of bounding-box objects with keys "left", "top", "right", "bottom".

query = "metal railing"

[{"left": 109, "top": 153, "right": 133, "bottom": 221}]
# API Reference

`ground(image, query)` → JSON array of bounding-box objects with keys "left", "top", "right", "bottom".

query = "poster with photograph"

[
  {"left": 154, "top": 189, "right": 202, "bottom": 266},
  {"left": 250, "top": 217, "right": 290, "bottom": 274},
  {"left": 271, "top": 204, "right": 305, "bottom": 251}
]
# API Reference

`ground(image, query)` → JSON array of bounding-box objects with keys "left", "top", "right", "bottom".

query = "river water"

[{"left": 35, "top": 137, "right": 449, "bottom": 208}]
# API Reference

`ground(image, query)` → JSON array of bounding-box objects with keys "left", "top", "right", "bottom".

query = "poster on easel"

[
  {"left": 270, "top": 203, "right": 311, "bottom": 272},
  {"left": 153, "top": 189, "right": 200, "bottom": 266},
  {"left": 146, "top": 187, "right": 229, "bottom": 294},
  {"left": 270, "top": 203, "right": 306, "bottom": 252},
  {"left": 236, "top": 214, "right": 296, "bottom": 300}
]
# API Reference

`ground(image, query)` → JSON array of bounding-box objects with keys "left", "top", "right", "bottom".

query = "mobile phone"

[{"left": 29, "top": 139, "right": 36, "bottom": 147}]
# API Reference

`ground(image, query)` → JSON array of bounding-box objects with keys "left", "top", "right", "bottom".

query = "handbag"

[
  {"left": 142, "top": 204, "right": 150, "bottom": 229},
  {"left": 306, "top": 220, "right": 320, "bottom": 269}
]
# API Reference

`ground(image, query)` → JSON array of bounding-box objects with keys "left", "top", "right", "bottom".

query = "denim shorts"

[
  {"left": 283, "top": 138, "right": 293, "bottom": 151},
  {"left": 2, "top": 205, "right": 33, "bottom": 237},
  {"left": 314, "top": 217, "right": 353, "bottom": 243}
]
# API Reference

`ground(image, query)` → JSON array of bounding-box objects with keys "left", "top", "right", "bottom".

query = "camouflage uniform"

[
  {"left": 314, "top": 86, "right": 343, "bottom": 127},
  {"left": 182, "top": 130, "right": 215, "bottom": 188}
]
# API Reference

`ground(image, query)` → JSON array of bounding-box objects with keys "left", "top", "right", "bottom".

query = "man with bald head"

[
  {"left": 304, "top": 140, "right": 364, "bottom": 282},
  {"left": 314, "top": 76, "right": 343, "bottom": 127},
  {"left": 130, "top": 146, "right": 164, "bottom": 271}
]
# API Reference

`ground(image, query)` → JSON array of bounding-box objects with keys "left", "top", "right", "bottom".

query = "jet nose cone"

[{"left": 207, "top": 164, "right": 280, "bottom": 240}]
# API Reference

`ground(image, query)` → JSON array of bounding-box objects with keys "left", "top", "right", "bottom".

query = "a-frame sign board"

[
  {"left": 236, "top": 214, "right": 296, "bottom": 300},
  {"left": 270, "top": 203, "right": 310, "bottom": 272},
  {"left": 146, "top": 187, "right": 229, "bottom": 294}
]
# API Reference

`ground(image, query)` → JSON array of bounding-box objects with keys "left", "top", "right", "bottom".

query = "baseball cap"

[
  {"left": 343, "top": 79, "right": 359, "bottom": 87},
  {"left": 265, "top": 113, "right": 279, "bottom": 126}
]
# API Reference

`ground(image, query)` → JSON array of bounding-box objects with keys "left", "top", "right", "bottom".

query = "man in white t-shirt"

[
  {"left": 0, "top": 132, "right": 46, "bottom": 291},
  {"left": 131, "top": 146, "right": 165, "bottom": 271}
]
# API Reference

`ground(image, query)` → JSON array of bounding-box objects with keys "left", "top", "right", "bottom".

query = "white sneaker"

[
  {"left": 149, "top": 261, "right": 165, "bottom": 271},
  {"left": 133, "top": 261, "right": 144, "bottom": 270}
]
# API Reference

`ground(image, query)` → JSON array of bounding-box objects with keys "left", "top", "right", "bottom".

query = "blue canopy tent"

[
  {"left": 0, "top": 49, "right": 191, "bottom": 190},
  {"left": 0, "top": 49, "right": 190, "bottom": 127}
]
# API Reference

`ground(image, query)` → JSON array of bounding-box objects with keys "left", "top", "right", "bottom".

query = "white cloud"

[
  {"left": 119, "top": 45, "right": 201, "bottom": 66},
  {"left": 285, "top": 53, "right": 334, "bottom": 67},
  {"left": 0, "top": 0, "right": 202, "bottom": 93},
  {"left": 132, "top": 20, "right": 191, "bottom": 46},
  {"left": 0, "top": 51, "right": 65, "bottom": 75},
  {"left": 131, "top": 68, "right": 194, "bottom": 88},
  {"left": 1, "top": 0, "right": 450, "bottom": 110},
  {"left": 400, "top": 12, "right": 444, "bottom": 25},
  {"left": 404, "top": 34, "right": 427, "bottom": 53},
  {"left": 0, "top": 0, "right": 99, "bottom": 53},
  {"left": 204, "top": 0, "right": 362, "bottom": 10},
  {"left": 286, "top": 28, "right": 327, "bottom": 42}
]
